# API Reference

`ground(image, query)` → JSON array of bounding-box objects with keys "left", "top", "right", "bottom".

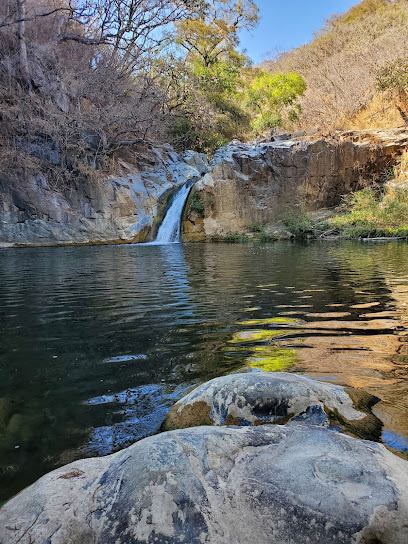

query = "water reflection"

[{"left": 1, "top": 241, "right": 408, "bottom": 501}]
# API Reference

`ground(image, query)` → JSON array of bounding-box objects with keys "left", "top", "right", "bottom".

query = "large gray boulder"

[
  {"left": 163, "top": 372, "right": 382, "bottom": 441},
  {"left": 1, "top": 425, "right": 407, "bottom": 544}
]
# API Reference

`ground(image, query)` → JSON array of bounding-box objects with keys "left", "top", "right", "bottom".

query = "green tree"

[
  {"left": 245, "top": 70, "right": 307, "bottom": 134},
  {"left": 175, "top": 0, "right": 259, "bottom": 68},
  {"left": 163, "top": 0, "right": 258, "bottom": 151}
]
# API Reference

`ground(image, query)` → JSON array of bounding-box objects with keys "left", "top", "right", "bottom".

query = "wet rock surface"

[
  {"left": 0, "top": 147, "right": 207, "bottom": 247},
  {"left": 1, "top": 424, "right": 408, "bottom": 544},
  {"left": 162, "top": 372, "right": 382, "bottom": 440}
]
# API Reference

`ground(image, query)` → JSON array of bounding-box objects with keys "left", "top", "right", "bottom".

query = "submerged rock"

[
  {"left": 1, "top": 425, "right": 407, "bottom": 544},
  {"left": 162, "top": 372, "right": 382, "bottom": 441}
]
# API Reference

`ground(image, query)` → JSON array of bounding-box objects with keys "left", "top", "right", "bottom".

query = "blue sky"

[{"left": 240, "top": 0, "right": 359, "bottom": 63}]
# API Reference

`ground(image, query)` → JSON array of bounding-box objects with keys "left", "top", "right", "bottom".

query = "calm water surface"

[{"left": 1, "top": 241, "right": 408, "bottom": 501}]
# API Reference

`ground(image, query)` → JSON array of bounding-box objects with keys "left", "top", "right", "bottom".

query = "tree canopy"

[
  {"left": 245, "top": 71, "right": 307, "bottom": 133},
  {"left": 0, "top": 0, "right": 306, "bottom": 161}
]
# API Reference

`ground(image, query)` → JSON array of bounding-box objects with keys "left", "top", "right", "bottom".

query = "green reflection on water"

[
  {"left": 229, "top": 329, "right": 297, "bottom": 344},
  {"left": 247, "top": 346, "right": 299, "bottom": 372},
  {"left": 2, "top": 241, "right": 408, "bottom": 502},
  {"left": 235, "top": 317, "right": 298, "bottom": 326}
]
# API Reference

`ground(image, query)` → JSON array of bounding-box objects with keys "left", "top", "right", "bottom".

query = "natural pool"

[{"left": 1, "top": 241, "right": 408, "bottom": 502}]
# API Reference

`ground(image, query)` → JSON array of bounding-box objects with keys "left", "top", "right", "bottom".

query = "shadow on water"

[{"left": 1, "top": 240, "right": 408, "bottom": 500}]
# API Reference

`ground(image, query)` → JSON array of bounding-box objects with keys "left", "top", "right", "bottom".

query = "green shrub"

[
  {"left": 247, "top": 223, "right": 276, "bottom": 241},
  {"left": 225, "top": 232, "right": 249, "bottom": 243},
  {"left": 248, "top": 222, "right": 263, "bottom": 232},
  {"left": 282, "top": 214, "right": 315, "bottom": 238},
  {"left": 189, "top": 191, "right": 205, "bottom": 214},
  {"left": 245, "top": 71, "right": 306, "bottom": 134},
  {"left": 328, "top": 184, "right": 408, "bottom": 238},
  {"left": 258, "top": 231, "right": 277, "bottom": 242}
]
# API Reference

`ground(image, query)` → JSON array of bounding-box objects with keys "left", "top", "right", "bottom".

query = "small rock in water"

[{"left": 162, "top": 371, "right": 382, "bottom": 441}]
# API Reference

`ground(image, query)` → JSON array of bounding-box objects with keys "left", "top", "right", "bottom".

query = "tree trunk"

[
  {"left": 396, "top": 104, "right": 408, "bottom": 126},
  {"left": 17, "top": 0, "right": 32, "bottom": 92}
]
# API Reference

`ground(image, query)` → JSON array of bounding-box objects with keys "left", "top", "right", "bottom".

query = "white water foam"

[{"left": 152, "top": 183, "right": 193, "bottom": 244}]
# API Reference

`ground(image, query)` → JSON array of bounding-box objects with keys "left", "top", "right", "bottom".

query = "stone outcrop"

[
  {"left": 182, "top": 128, "right": 408, "bottom": 241},
  {"left": 162, "top": 372, "right": 382, "bottom": 441},
  {"left": 2, "top": 128, "right": 408, "bottom": 246},
  {"left": 1, "top": 373, "right": 407, "bottom": 543},
  {"left": 1, "top": 424, "right": 408, "bottom": 544},
  {"left": 0, "top": 146, "right": 208, "bottom": 247}
]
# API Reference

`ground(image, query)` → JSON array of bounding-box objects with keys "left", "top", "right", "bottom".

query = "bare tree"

[{"left": 16, "top": 0, "right": 31, "bottom": 91}]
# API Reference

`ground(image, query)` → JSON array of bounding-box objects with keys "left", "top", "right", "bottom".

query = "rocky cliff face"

[
  {"left": 2, "top": 129, "right": 408, "bottom": 247},
  {"left": 0, "top": 146, "right": 208, "bottom": 247},
  {"left": 182, "top": 129, "right": 408, "bottom": 241}
]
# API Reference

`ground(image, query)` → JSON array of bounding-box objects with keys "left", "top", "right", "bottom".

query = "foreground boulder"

[
  {"left": 1, "top": 425, "right": 408, "bottom": 544},
  {"left": 163, "top": 372, "right": 382, "bottom": 441}
]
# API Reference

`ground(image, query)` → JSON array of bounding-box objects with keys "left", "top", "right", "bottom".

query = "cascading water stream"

[{"left": 152, "top": 181, "right": 195, "bottom": 244}]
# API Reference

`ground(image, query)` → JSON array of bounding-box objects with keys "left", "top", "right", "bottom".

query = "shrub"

[
  {"left": 377, "top": 57, "right": 408, "bottom": 124},
  {"left": 225, "top": 232, "right": 249, "bottom": 243},
  {"left": 263, "top": 0, "right": 408, "bottom": 131},
  {"left": 327, "top": 162, "right": 408, "bottom": 238},
  {"left": 189, "top": 191, "right": 205, "bottom": 214},
  {"left": 248, "top": 222, "right": 263, "bottom": 232},
  {"left": 245, "top": 71, "right": 306, "bottom": 134},
  {"left": 258, "top": 231, "right": 277, "bottom": 243},
  {"left": 282, "top": 214, "right": 315, "bottom": 238}
]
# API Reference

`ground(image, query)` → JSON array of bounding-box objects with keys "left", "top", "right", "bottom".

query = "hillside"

[
  {"left": 2, "top": 0, "right": 408, "bottom": 246},
  {"left": 263, "top": 0, "right": 408, "bottom": 131}
]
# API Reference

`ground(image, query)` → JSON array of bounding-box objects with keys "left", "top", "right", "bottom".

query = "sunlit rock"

[
  {"left": 162, "top": 372, "right": 382, "bottom": 440},
  {"left": 183, "top": 128, "right": 408, "bottom": 241},
  {"left": 0, "top": 146, "right": 207, "bottom": 246},
  {"left": 1, "top": 425, "right": 408, "bottom": 543}
]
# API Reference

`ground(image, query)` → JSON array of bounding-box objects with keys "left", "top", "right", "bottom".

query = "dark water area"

[{"left": 1, "top": 241, "right": 408, "bottom": 502}]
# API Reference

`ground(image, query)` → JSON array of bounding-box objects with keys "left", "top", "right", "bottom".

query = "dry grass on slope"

[
  {"left": 343, "top": 96, "right": 403, "bottom": 131},
  {"left": 263, "top": 0, "right": 408, "bottom": 131}
]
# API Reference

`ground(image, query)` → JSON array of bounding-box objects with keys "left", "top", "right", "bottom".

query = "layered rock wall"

[
  {"left": 182, "top": 129, "right": 408, "bottom": 241},
  {"left": 2, "top": 128, "right": 408, "bottom": 246}
]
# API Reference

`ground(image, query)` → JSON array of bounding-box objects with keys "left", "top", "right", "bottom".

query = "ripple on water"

[
  {"left": 1, "top": 241, "right": 408, "bottom": 502},
  {"left": 104, "top": 354, "right": 148, "bottom": 363}
]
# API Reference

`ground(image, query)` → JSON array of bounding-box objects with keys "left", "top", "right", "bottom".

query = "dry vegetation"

[
  {"left": 264, "top": 0, "right": 408, "bottom": 131},
  {"left": 0, "top": 0, "right": 191, "bottom": 190},
  {"left": 0, "top": 0, "right": 267, "bottom": 193},
  {"left": 2, "top": 0, "right": 408, "bottom": 200}
]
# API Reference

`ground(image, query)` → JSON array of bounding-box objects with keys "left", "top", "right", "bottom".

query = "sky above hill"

[{"left": 240, "top": 0, "right": 359, "bottom": 63}]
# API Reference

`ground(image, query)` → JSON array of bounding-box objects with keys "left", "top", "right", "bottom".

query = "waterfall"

[{"left": 153, "top": 182, "right": 194, "bottom": 244}]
